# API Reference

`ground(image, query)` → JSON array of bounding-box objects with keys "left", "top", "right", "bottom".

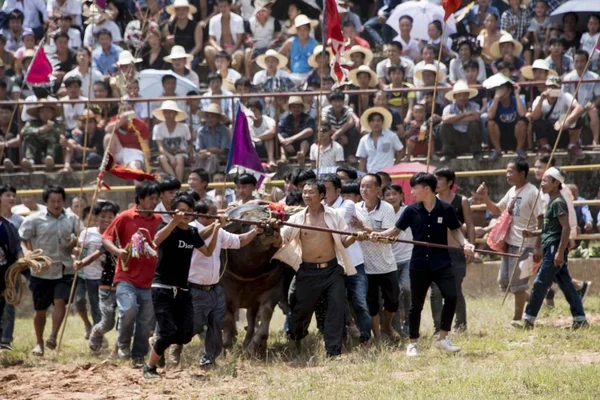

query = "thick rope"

[{"left": 3, "top": 250, "right": 51, "bottom": 306}]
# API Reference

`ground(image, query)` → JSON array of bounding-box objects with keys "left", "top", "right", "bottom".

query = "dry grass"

[{"left": 1, "top": 294, "right": 600, "bottom": 399}]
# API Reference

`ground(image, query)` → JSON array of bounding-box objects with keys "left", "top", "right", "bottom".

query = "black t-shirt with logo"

[{"left": 153, "top": 224, "right": 204, "bottom": 288}]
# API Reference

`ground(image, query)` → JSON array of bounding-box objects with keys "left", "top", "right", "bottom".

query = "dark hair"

[
  {"left": 341, "top": 179, "right": 360, "bottom": 196},
  {"left": 96, "top": 28, "right": 112, "bottom": 40},
  {"left": 322, "top": 173, "right": 342, "bottom": 190},
  {"left": 186, "top": 90, "right": 200, "bottom": 96},
  {"left": 161, "top": 74, "right": 177, "bottom": 85},
  {"left": 509, "top": 157, "right": 530, "bottom": 178},
  {"left": 285, "top": 190, "right": 304, "bottom": 206},
  {"left": 388, "top": 64, "right": 406, "bottom": 76},
  {"left": 159, "top": 175, "right": 182, "bottom": 192},
  {"left": 216, "top": 50, "right": 231, "bottom": 61},
  {"left": 342, "top": 20, "right": 355, "bottom": 29},
  {"left": 235, "top": 77, "right": 251, "bottom": 88},
  {"left": 92, "top": 200, "right": 120, "bottom": 216},
  {"left": 0, "top": 184, "right": 16, "bottom": 198},
  {"left": 389, "top": 41, "right": 403, "bottom": 52},
  {"left": 217, "top": 0, "right": 232, "bottom": 4},
  {"left": 248, "top": 99, "right": 264, "bottom": 112},
  {"left": 234, "top": 173, "right": 258, "bottom": 186},
  {"left": 186, "top": 189, "right": 201, "bottom": 202},
  {"left": 429, "top": 20, "right": 443, "bottom": 33},
  {"left": 536, "top": 154, "right": 556, "bottom": 167},
  {"left": 64, "top": 76, "right": 82, "bottom": 88},
  {"left": 463, "top": 59, "right": 480, "bottom": 71},
  {"left": 0, "top": 81, "right": 7, "bottom": 91},
  {"left": 434, "top": 167, "right": 456, "bottom": 189},
  {"left": 292, "top": 168, "right": 317, "bottom": 186},
  {"left": 94, "top": 80, "right": 110, "bottom": 93},
  {"left": 328, "top": 90, "right": 345, "bottom": 102},
  {"left": 170, "top": 191, "right": 195, "bottom": 210},
  {"left": 81, "top": 206, "right": 91, "bottom": 221},
  {"left": 367, "top": 112, "right": 385, "bottom": 123},
  {"left": 409, "top": 172, "right": 437, "bottom": 192},
  {"left": 53, "top": 31, "right": 70, "bottom": 42},
  {"left": 548, "top": 36, "right": 564, "bottom": 47},
  {"left": 304, "top": 179, "right": 326, "bottom": 197},
  {"left": 336, "top": 165, "right": 358, "bottom": 180},
  {"left": 77, "top": 47, "right": 92, "bottom": 58},
  {"left": 574, "top": 49, "right": 590, "bottom": 61},
  {"left": 207, "top": 72, "right": 222, "bottom": 83},
  {"left": 134, "top": 181, "right": 160, "bottom": 204},
  {"left": 495, "top": 61, "right": 513, "bottom": 71},
  {"left": 563, "top": 12, "right": 578, "bottom": 23},
  {"left": 485, "top": 12, "right": 498, "bottom": 22},
  {"left": 283, "top": 170, "right": 294, "bottom": 182},
  {"left": 377, "top": 171, "right": 392, "bottom": 184},
  {"left": 42, "top": 184, "right": 66, "bottom": 203},
  {"left": 421, "top": 44, "right": 436, "bottom": 54},
  {"left": 399, "top": 15, "right": 413, "bottom": 24},
  {"left": 190, "top": 168, "right": 210, "bottom": 183},
  {"left": 363, "top": 173, "right": 382, "bottom": 187},
  {"left": 8, "top": 10, "right": 24, "bottom": 21},
  {"left": 382, "top": 183, "right": 403, "bottom": 196},
  {"left": 194, "top": 199, "right": 215, "bottom": 214}
]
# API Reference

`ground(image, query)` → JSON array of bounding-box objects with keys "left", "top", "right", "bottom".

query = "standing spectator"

[
  {"left": 467, "top": 0, "right": 500, "bottom": 37},
  {"left": 20, "top": 100, "right": 63, "bottom": 172},
  {"left": 376, "top": 41, "right": 415, "bottom": 88},
  {"left": 531, "top": 76, "right": 585, "bottom": 158},
  {"left": 545, "top": 37, "right": 573, "bottom": 77},
  {"left": 19, "top": 185, "right": 80, "bottom": 356},
  {"left": 277, "top": 96, "right": 315, "bottom": 167},
  {"left": 449, "top": 37, "right": 487, "bottom": 84},
  {"left": 82, "top": 5, "right": 122, "bottom": 48},
  {"left": 527, "top": 0, "right": 551, "bottom": 61},
  {"left": 440, "top": 80, "right": 483, "bottom": 162},
  {"left": 164, "top": 45, "right": 200, "bottom": 87},
  {"left": 364, "top": 0, "right": 400, "bottom": 48},
  {"left": 63, "top": 48, "right": 104, "bottom": 99},
  {"left": 247, "top": 99, "right": 277, "bottom": 169},
  {"left": 486, "top": 73, "right": 528, "bottom": 159},
  {"left": 309, "top": 121, "right": 344, "bottom": 169},
  {"left": 2, "top": 0, "right": 47, "bottom": 38},
  {"left": 478, "top": 159, "right": 542, "bottom": 326},
  {"left": 164, "top": 0, "right": 204, "bottom": 69},
  {"left": 252, "top": 49, "right": 294, "bottom": 91},
  {"left": 356, "top": 107, "right": 403, "bottom": 173},
  {"left": 92, "top": 29, "right": 122, "bottom": 77},
  {"left": 153, "top": 101, "right": 192, "bottom": 182},
  {"left": 279, "top": 14, "right": 318, "bottom": 85},
  {"left": 205, "top": 0, "right": 245, "bottom": 73},
  {"left": 195, "top": 104, "right": 230, "bottom": 175}
]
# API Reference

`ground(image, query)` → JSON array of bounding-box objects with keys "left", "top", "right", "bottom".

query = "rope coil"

[{"left": 3, "top": 250, "right": 52, "bottom": 306}]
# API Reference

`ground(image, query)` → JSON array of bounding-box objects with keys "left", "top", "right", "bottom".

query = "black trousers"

[
  {"left": 409, "top": 264, "right": 457, "bottom": 340},
  {"left": 152, "top": 288, "right": 194, "bottom": 357},
  {"left": 288, "top": 263, "right": 346, "bottom": 356},
  {"left": 366, "top": 270, "right": 400, "bottom": 316}
]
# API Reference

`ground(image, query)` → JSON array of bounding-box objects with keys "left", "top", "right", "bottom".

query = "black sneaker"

[
  {"left": 572, "top": 320, "right": 590, "bottom": 330},
  {"left": 142, "top": 364, "right": 161, "bottom": 379},
  {"left": 0, "top": 342, "right": 13, "bottom": 351},
  {"left": 132, "top": 357, "right": 145, "bottom": 368},
  {"left": 577, "top": 281, "right": 592, "bottom": 303},
  {"left": 198, "top": 357, "right": 215, "bottom": 369}
]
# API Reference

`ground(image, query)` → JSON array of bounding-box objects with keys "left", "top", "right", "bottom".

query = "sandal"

[
  {"left": 32, "top": 344, "right": 44, "bottom": 357},
  {"left": 45, "top": 336, "right": 57, "bottom": 350}
]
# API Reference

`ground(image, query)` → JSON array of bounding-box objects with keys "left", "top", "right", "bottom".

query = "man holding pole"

[{"left": 371, "top": 173, "right": 475, "bottom": 357}]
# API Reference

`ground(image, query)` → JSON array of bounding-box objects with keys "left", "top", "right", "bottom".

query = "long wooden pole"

[
  {"left": 142, "top": 210, "right": 520, "bottom": 258},
  {"left": 425, "top": 22, "right": 447, "bottom": 172}
]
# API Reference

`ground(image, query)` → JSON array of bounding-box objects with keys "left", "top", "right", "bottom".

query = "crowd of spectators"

[{"left": 0, "top": 0, "right": 599, "bottom": 177}]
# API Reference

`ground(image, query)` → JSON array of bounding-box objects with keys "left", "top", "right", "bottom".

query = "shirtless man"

[
  {"left": 204, "top": 0, "right": 245, "bottom": 73},
  {"left": 273, "top": 179, "right": 361, "bottom": 358}
]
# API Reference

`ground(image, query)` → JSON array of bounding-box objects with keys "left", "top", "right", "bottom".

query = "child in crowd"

[
  {"left": 581, "top": 15, "right": 600, "bottom": 73},
  {"left": 527, "top": 0, "right": 551, "bottom": 60},
  {"left": 402, "top": 103, "right": 429, "bottom": 161}
]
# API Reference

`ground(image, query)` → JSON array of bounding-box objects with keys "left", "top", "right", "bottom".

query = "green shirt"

[{"left": 541, "top": 195, "right": 567, "bottom": 249}]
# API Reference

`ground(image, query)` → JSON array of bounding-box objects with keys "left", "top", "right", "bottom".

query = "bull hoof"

[{"left": 246, "top": 339, "right": 268, "bottom": 359}]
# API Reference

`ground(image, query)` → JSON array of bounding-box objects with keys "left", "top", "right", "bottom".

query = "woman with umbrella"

[{"left": 449, "top": 36, "right": 486, "bottom": 84}]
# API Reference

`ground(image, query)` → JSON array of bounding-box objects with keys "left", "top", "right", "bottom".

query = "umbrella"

[
  {"left": 550, "top": 0, "right": 600, "bottom": 30},
  {"left": 386, "top": 1, "right": 457, "bottom": 42},
  {"left": 270, "top": 0, "right": 321, "bottom": 21},
  {"left": 381, "top": 162, "right": 437, "bottom": 205},
  {"left": 138, "top": 69, "right": 198, "bottom": 98}
]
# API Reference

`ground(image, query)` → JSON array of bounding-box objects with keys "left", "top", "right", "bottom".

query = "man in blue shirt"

[
  {"left": 92, "top": 29, "right": 122, "bottom": 76},
  {"left": 371, "top": 173, "right": 474, "bottom": 357}
]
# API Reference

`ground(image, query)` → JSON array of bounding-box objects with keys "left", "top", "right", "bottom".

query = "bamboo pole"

[{"left": 425, "top": 22, "right": 446, "bottom": 172}]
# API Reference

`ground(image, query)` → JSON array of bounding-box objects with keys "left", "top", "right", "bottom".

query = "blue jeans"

[
  {"left": 191, "top": 284, "right": 226, "bottom": 362},
  {"left": 115, "top": 281, "right": 155, "bottom": 358},
  {"left": 524, "top": 246, "right": 586, "bottom": 323},
  {"left": 392, "top": 261, "right": 411, "bottom": 332},
  {"left": 1, "top": 277, "right": 19, "bottom": 344},
  {"left": 364, "top": 17, "right": 395, "bottom": 47},
  {"left": 344, "top": 264, "right": 371, "bottom": 342}
]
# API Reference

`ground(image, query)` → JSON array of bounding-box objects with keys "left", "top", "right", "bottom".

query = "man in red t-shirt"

[
  {"left": 102, "top": 181, "right": 162, "bottom": 365},
  {"left": 103, "top": 103, "right": 151, "bottom": 172}
]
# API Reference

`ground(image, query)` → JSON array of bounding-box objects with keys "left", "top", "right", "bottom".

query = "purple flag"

[{"left": 226, "top": 105, "right": 265, "bottom": 187}]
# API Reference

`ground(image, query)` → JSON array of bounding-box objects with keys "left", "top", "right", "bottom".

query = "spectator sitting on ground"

[
  {"left": 449, "top": 36, "right": 487, "bottom": 84},
  {"left": 376, "top": 41, "right": 415, "bottom": 88},
  {"left": 195, "top": 104, "right": 230, "bottom": 175},
  {"left": 305, "top": 45, "right": 332, "bottom": 90},
  {"left": 277, "top": 96, "right": 315, "bottom": 167},
  {"left": 531, "top": 76, "right": 585, "bottom": 159},
  {"left": 309, "top": 120, "right": 345, "bottom": 169},
  {"left": 60, "top": 109, "right": 105, "bottom": 174},
  {"left": 91, "top": 29, "right": 122, "bottom": 77},
  {"left": 348, "top": 65, "right": 377, "bottom": 120},
  {"left": 402, "top": 103, "right": 429, "bottom": 161},
  {"left": 279, "top": 14, "right": 318, "bottom": 85},
  {"left": 356, "top": 107, "right": 403, "bottom": 173},
  {"left": 163, "top": 0, "right": 203, "bottom": 69},
  {"left": 344, "top": 45, "right": 374, "bottom": 70},
  {"left": 205, "top": 0, "right": 245, "bottom": 73},
  {"left": 252, "top": 49, "right": 294, "bottom": 91},
  {"left": 20, "top": 99, "right": 63, "bottom": 172},
  {"left": 490, "top": 33, "right": 525, "bottom": 82},
  {"left": 164, "top": 45, "right": 200, "bottom": 87},
  {"left": 323, "top": 90, "right": 360, "bottom": 163},
  {"left": 485, "top": 73, "right": 528, "bottom": 160},
  {"left": 247, "top": 99, "right": 277, "bottom": 169},
  {"left": 243, "top": 1, "right": 282, "bottom": 78},
  {"left": 201, "top": 73, "right": 234, "bottom": 123},
  {"left": 153, "top": 100, "right": 192, "bottom": 182}
]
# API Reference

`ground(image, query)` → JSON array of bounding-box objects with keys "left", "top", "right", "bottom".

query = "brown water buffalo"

[{"left": 221, "top": 204, "right": 283, "bottom": 357}]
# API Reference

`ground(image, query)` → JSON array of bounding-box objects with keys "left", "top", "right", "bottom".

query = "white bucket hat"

[
  {"left": 490, "top": 34, "right": 524, "bottom": 59},
  {"left": 152, "top": 100, "right": 188, "bottom": 122},
  {"left": 308, "top": 45, "right": 332, "bottom": 68},
  {"left": 255, "top": 49, "right": 288, "bottom": 70},
  {"left": 163, "top": 45, "right": 193, "bottom": 63},
  {"left": 445, "top": 80, "right": 478, "bottom": 101},
  {"left": 521, "top": 59, "right": 558, "bottom": 80},
  {"left": 288, "top": 14, "right": 318, "bottom": 35},
  {"left": 166, "top": 0, "right": 198, "bottom": 15},
  {"left": 117, "top": 50, "right": 142, "bottom": 66},
  {"left": 349, "top": 65, "right": 378, "bottom": 88}
]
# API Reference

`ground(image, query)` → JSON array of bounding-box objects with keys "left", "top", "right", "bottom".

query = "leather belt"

[
  {"left": 300, "top": 259, "right": 338, "bottom": 270},
  {"left": 151, "top": 283, "right": 189, "bottom": 298},
  {"left": 188, "top": 282, "right": 218, "bottom": 291}
]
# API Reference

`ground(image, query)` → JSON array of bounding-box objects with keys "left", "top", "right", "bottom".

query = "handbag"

[{"left": 487, "top": 186, "right": 526, "bottom": 252}]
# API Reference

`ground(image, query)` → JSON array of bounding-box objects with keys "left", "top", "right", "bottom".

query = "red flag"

[
  {"left": 102, "top": 153, "right": 158, "bottom": 182},
  {"left": 325, "top": 0, "right": 350, "bottom": 87},
  {"left": 442, "top": 0, "right": 461, "bottom": 21},
  {"left": 25, "top": 47, "right": 52, "bottom": 85}
]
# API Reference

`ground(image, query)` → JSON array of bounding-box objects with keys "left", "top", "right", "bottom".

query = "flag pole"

[
  {"left": 425, "top": 21, "right": 446, "bottom": 173},
  {"left": 316, "top": 4, "right": 328, "bottom": 176}
]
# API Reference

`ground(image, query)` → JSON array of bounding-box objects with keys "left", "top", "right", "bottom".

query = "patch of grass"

[{"left": 2, "top": 294, "right": 600, "bottom": 399}]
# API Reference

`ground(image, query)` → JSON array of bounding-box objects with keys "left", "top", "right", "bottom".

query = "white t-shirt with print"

[
  {"left": 532, "top": 92, "right": 580, "bottom": 122},
  {"left": 496, "top": 182, "right": 543, "bottom": 248},
  {"left": 152, "top": 122, "right": 191, "bottom": 154}
]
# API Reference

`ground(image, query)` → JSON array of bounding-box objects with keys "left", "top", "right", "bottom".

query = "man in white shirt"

[
  {"left": 60, "top": 76, "right": 87, "bottom": 133},
  {"left": 310, "top": 121, "right": 345, "bottom": 169},
  {"left": 83, "top": 18, "right": 122, "bottom": 49},
  {"left": 563, "top": 50, "right": 600, "bottom": 146},
  {"left": 51, "top": 15, "right": 82, "bottom": 50},
  {"left": 205, "top": 0, "right": 245, "bottom": 73},
  {"left": 183, "top": 199, "right": 261, "bottom": 368},
  {"left": 200, "top": 73, "right": 234, "bottom": 122},
  {"left": 376, "top": 42, "right": 415, "bottom": 87},
  {"left": 47, "top": 0, "right": 82, "bottom": 27},
  {"left": 356, "top": 107, "right": 403, "bottom": 173},
  {"left": 248, "top": 99, "right": 276, "bottom": 167},
  {"left": 2, "top": 0, "right": 47, "bottom": 34}
]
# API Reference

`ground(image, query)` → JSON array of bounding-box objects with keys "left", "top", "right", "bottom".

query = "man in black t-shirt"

[
  {"left": 143, "top": 192, "right": 221, "bottom": 379},
  {"left": 371, "top": 173, "right": 474, "bottom": 357}
]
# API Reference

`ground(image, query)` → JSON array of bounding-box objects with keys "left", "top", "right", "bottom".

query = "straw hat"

[
  {"left": 163, "top": 45, "right": 193, "bottom": 63},
  {"left": 414, "top": 64, "right": 446, "bottom": 82},
  {"left": 153, "top": 100, "right": 188, "bottom": 122},
  {"left": 117, "top": 50, "right": 142, "bottom": 66},
  {"left": 166, "top": 0, "right": 198, "bottom": 15},
  {"left": 288, "top": 14, "right": 318, "bottom": 35},
  {"left": 77, "top": 109, "right": 101, "bottom": 124},
  {"left": 286, "top": 96, "right": 310, "bottom": 112},
  {"left": 360, "top": 107, "right": 393, "bottom": 131},
  {"left": 482, "top": 72, "right": 514, "bottom": 89},
  {"left": 344, "top": 45, "right": 374, "bottom": 67},
  {"left": 308, "top": 45, "right": 332, "bottom": 68},
  {"left": 521, "top": 59, "right": 558, "bottom": 80},
  {"left": 26, "top": 98, "right": 61, "bottom": 119},
  {"left": 22, "top": 49, "right": 36, "bottom": 60},
  {"left": 199, "top": 103, "right": 226, "bottom": 122},
  {"left": 490, "top": 34, "right": 524, "bottom": 59},
  {"left": 256, "top": 49, "right": 288, "bottom": 70},
  {"left": 349, "top": 65, "right": 378, "bottom": 88},
  {"left": 445, "top": 80, "right": 478, "bottom": 101}
]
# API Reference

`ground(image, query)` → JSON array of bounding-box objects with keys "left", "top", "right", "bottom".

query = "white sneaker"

[
  {"left": 435, "top": 337, "right": 460, "bottom": 353},
  {"left": 406, "top": 343, "right": 420, "bottom": 357}
]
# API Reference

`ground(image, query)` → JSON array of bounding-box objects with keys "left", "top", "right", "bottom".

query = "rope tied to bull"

[{"left": 3, "top": 250, "right": 52, "bottom": 306}]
